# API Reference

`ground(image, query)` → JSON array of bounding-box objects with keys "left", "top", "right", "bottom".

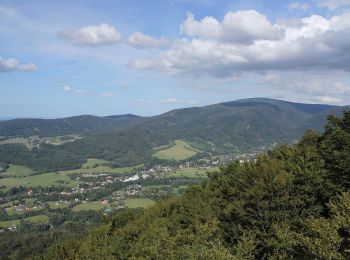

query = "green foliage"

[
  {"left": 0, "top": 98, "right": 346, "bottom": 171},
  {"left": 320, "top": 111, "right": 350, "bottom": 189},
  {"left": 42, "top": 109, "right": 350, "bottom": 259}
]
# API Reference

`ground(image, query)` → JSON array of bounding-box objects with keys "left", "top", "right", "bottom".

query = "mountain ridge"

[{"left": 0, "top": 98, "right": 348, "bottom": 171}]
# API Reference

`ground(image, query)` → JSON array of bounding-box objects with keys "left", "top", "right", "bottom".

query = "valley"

[{"left": 0, "top": 98, "right": 349, "bottom": 258}]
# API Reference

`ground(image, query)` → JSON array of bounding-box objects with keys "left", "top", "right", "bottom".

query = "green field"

[
  {"left": 72, "top": 201, "right": 107, "bottom": 212},
  {"left": 0, "top": 172, "right": 78, "bottom": 190},
  {"left": 0, "top": 215, "right": 49, "bottom": 228},
  {"left": 153, "top": 140, "right": 199, "bottom": 160},
  {"left": 2, "top": 164, "right": 34, "bottom": 177},
  {"left": 46, "top": 201, "right": 70, "bottom": 209},
  {"left": 124, "top": 198, "right": 156, "bottom": 208},
  {"left": 82, "top": 158, "right": 111, "bottom": 168},
  {"left": 0, "top": 200, "right": 19, "bottom": 208},
  {"left": 0, "top": 135, "right": 81, "bottom": 150},
  {"left": 167, "top": 167, "right": 219, "bottom": 178},
  {"left": 60, "top": 162, "right": 143, "bottom": 176}
]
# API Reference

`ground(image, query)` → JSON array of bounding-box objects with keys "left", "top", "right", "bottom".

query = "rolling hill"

[
  {"left": 0, "top": 114, "right": 142, "bottom": 137},
  {"left": 0, "top": 98, "right": 347, "bottom": 171}
]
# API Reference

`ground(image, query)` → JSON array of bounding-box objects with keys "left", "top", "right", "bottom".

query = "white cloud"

[
  {"left": 63, "top": 85, "right": 114, "bottom": 98},
  {"left": 128, "top": 32, "right": 170, "bottom": 48},
  {"left": 0, "top": 57, "right": 37, "bottom": 72},
  {"left": 130, "top": 10, "right": 350, "bottom": 78},
  {"left": 317, "top": 0, "right": 350, "bottom": 10},
  {"left": 288, "top": 2, "right": 311, "bottom": 10},
  {"left": 63, "top": 85, "right": 71, "bottom": 92},
  {"left": 180, "top": 11, "right": 282, "bottom": 44},
  {"left": 180, "top": 13, "right": 222, "bottom": 40},
  {"left": 57, "top": 23, "right": 122, "bottom": 47}
]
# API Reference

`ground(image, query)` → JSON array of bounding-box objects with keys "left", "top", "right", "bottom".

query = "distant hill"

[
  {"left": 0, "top": 98, "right": 348, "bottom": 170},
  {"left": 0, "top": 114, "right": 142, "bottom": 137}
]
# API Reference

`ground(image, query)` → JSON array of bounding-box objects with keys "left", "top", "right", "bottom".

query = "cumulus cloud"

[
  {"left": 0, "top": 57, "right": 37, "bottom": 72},
  {"left": 128, "top": 32, "right": 170, "bottom": 48},
  {"left": 317, "top": 0, "right": 350, "bottom": 10},
  {"left": 58, "top": 23, "right": 122, "bottom": 47},
  {"left": 130, "top": 10, "right": 350, "bottom": 78},
  {"left": 180, "top": 11, "right": 282, "bottom": 44}
]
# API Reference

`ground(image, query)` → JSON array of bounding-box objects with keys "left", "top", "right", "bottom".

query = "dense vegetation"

[
  {"left": 0, "top": 98, "right": 347, "bottom": 171},
  {"left": 46, "top": 110, "right": 350, "bottom": 259},
  {"left": 0, "top": 114, "right": 141, "bottom": 137}
]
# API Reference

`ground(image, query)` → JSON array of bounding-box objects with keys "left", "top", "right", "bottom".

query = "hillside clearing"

[
  {"left": 0, "top": 172, "right": 78, "bottom": 190},
  {"left": 0, "top": 215, "right": 49, "bottom": 228},
  {"left": 124, "top": 198, "right": 156, "bottom": 208},
  {"left": 153, "top": 140, "right": 200, "bottom": 160},
  {"left": 2, "top": 164, "right": 34, "bottom": 177}
]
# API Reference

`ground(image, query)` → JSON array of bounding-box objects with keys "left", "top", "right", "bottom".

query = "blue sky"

[{"left": 1, "top": 0, "right": 350, "bottom": 117}]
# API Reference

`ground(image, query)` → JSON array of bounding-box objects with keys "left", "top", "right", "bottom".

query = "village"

[{"left": 0, "top": 143, "right": 275, "bottom": 232}]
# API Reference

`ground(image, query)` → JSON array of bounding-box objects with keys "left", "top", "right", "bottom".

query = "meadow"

[
  {"left": 46, "top": 201, "right": 70, "bottom": 209},
  {"left": 0, "top": 172, "right": 78, "bottom": 190},
  {"left": 166, "top": 167, "right": 219, "bottom": 178},
  {"left": 124, "top": 198, "right": 156, "bottom": 208},
  {"left": 72, "top": 201, "right": 108, "bottom": 212},
  {"left": 2, "top": 164, "right": 33, "bottom": 177},
  {"left": 153, "top": 140, "right": 199, "bottom": 160},
  {"left": 0, "top": 215, "right": 49, "bottom": 227},
  {"left": 60, "top": 159, "right": 143, "bottom": 176},
  {"left": 0, "top": 158, "right": 144, "bottom": 190}
]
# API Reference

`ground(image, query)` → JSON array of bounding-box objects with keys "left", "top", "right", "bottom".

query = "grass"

[
  {"left": 0, "top": 135, "right": 80, "bottom": 150},
  {"left": 60, "top": 163, "right": 143, "bottom": 176},
  {"left": 72, "top": 201, "right": 107, "bottom": 212},
  {"left": 0, "top": 172, "right": 78, "bottom": 190},
  {"left": 167, "top": 167, "right": 220, "bottom": 179},
  {"left": 46, "top": 201, "right": 70, "bottom": 209},
  {"left": 0, "top": 200, "right": 19, "bottom": 208},
  {"left": 124, "top": 198, "right": 156, "bottom": 208},
  {"left": 0, "top": 215, "right": 49, "bottom": 228},
  {"left": 153, "top": 140, "right": 200, "bottom": 160},
  {"left": 2, "top": 164, "right": 34, "bottom": 177},
  {"left": 82, "top": 158, "right": 111, "bottom": 169}
]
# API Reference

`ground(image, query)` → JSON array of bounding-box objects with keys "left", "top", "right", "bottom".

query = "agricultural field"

[
  {"left": 166, "top": 167, "right": 220, "bottom": 178},
  {"left": 60, "top": 165, "right": 142, "bottom": 176},
  {"left": 1, "top": 164, "right": 34, "bottom": 177},
  {"left": 46, "top": 201, "right": 70, "bottom": 209},
  {"left": 0, "top": 172, "right": 78, "bottom": 190},
  {"left": 82, "top": 158, "right": 111, "bottom": 168},
  {"left": 72, "top": 201, "right": 108, "bottom": 212},
  {"left": 0, "top": 135, "right": 81, "bottom": 150},
  {"left": 60, "top": 159, "right": 143, "bottom": 176},
  {"left": 153, "top": 140, "right": 200, "bottom": 160},
  {"left": 0, "top": 215, "right": 49, "bottom": 228},
  {"left": 124, "top": 198, "right": 155, "bottom": 208}
]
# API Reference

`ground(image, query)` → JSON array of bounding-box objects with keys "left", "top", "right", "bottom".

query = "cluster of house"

[{"left": 4, "top": 201, "right": 45, "bottom": 214}]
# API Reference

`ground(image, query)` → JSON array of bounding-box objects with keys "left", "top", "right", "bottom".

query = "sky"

[{"left": 1, "top": 0, "right": 350, "bottom": 118}]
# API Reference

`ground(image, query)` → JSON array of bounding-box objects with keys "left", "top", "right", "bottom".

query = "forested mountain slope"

[
  {"left": 48, "top": 110, "right": 350, "bottom": 259},
  {"left": 0, "top": 114, "right": 142, "bottom": 137},
  {"left": 0, "top": 98, "right": 347, "bottom": 171}
]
